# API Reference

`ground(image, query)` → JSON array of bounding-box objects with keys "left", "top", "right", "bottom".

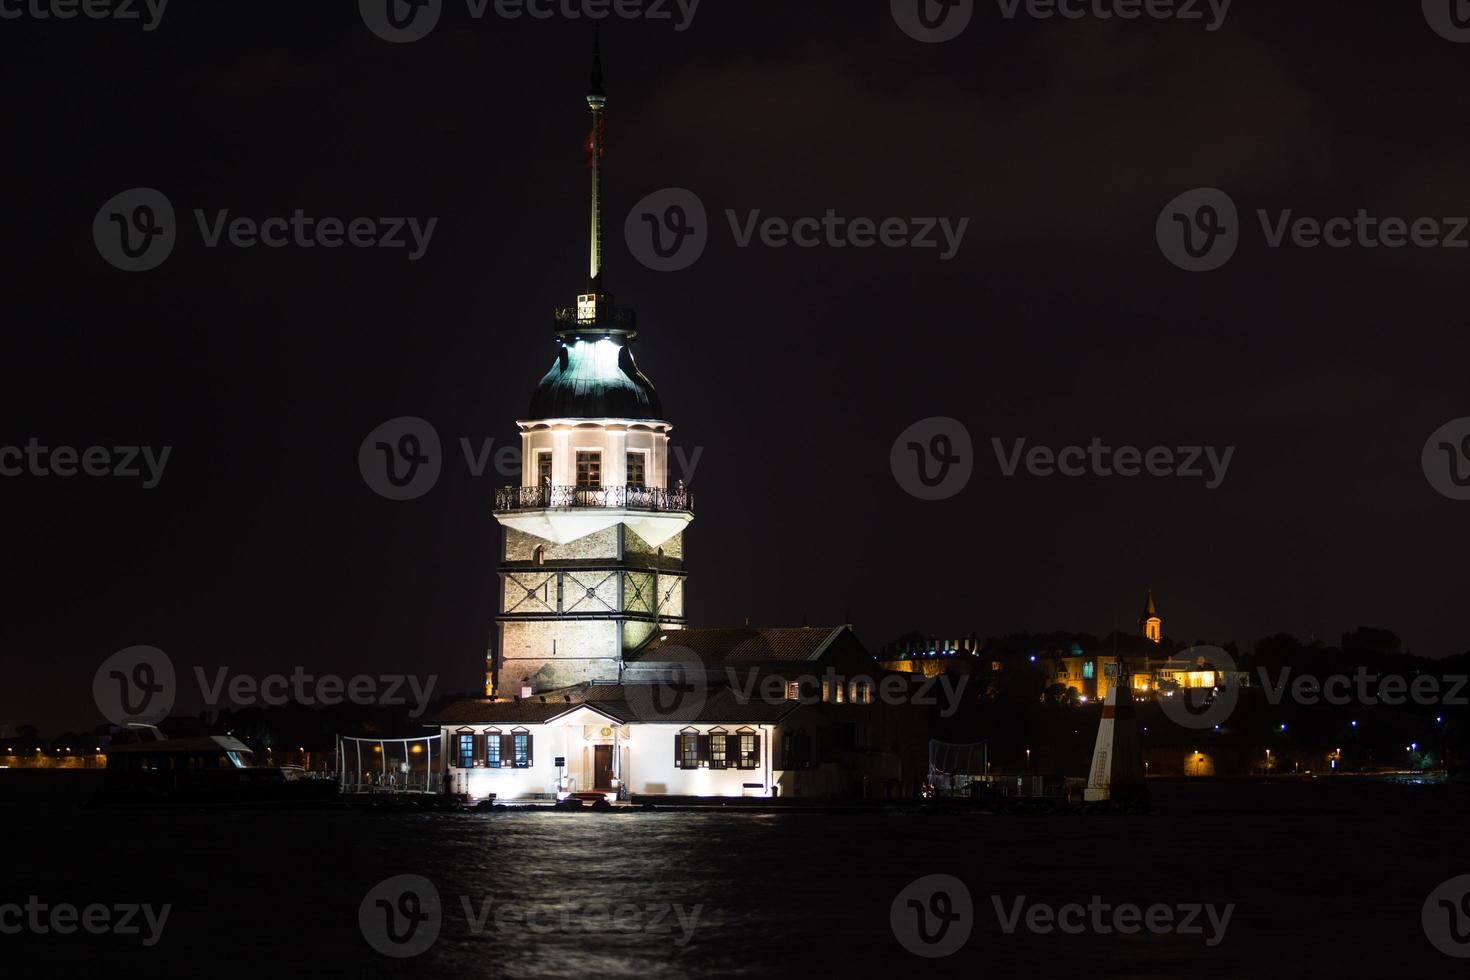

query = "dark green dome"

[{"left": 528, "top": 338, "right": 663, "bottom": 420}]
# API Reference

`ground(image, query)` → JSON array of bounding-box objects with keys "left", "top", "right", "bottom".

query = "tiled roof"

[
  {"left": 628, "top": 626, "right": 851, "bottom": 665},
  {"left": 428, "top": 684, "right": 802, "bottom": 726}
]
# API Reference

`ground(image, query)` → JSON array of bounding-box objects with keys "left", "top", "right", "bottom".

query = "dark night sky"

[{"left": 4, "top": 1, "right": 1470, "bottom": 733}]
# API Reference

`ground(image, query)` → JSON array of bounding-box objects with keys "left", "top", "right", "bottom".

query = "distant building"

[{"left": 1140, "top": 589, "right": 1163, "bottom": 644}]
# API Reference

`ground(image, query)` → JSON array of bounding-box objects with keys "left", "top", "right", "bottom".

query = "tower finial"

[
  {"left": 585, "top": 26, "right": 607, "bottom": 285},
  {"left": 589, "top": 23, "right": 605, "bottom": 100},
  {"left": 556, "top": 30, "right": 634, "bottom": 341}
]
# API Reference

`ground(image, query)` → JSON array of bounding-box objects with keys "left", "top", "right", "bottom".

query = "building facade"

[{"left": 430, "top": 47, "right": 927, "bottom": 802}]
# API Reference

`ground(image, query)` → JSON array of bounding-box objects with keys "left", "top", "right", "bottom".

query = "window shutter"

[
  {"left": 473, "top": 734, "right": 485, "bottom": 764},
  {"left": 674, "top": 732, "right": 682, "bottom": 767},
  {"left": 500, "top": 733, "right": 514, "bottom": 769},
  {"left": 726, "top": 734, "right": 738, "bottom": 768},
  {"left": 696, "top": 734, "right": 711, "bottom": 766}
]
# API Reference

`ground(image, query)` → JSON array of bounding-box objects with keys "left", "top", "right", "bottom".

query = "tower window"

[
  {"left": 626, "top": 451, "right": 646, "bottom": 488},
  {"left": 576, "top": 451, "right": 601, "bottom": 488},
  {"left": 533, "top": 546, "right": 545, "bottom": 566},
  {"left": 537, "top": 452, "right": 553, "bottom": 487}
]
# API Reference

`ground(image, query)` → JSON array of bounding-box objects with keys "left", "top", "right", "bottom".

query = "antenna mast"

[{"left": 587, "top": 28, "right": 606, "bottom": 285}]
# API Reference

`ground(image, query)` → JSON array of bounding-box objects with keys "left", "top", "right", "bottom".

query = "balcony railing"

[{"left": 495, "top": 484, "right": 692, "bottom": 514}]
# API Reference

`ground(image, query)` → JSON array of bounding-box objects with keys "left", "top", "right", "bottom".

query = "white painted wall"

[
  {"left": 622, "top": 723, "right": 775, "bottom": 798},
  {"left": 442, "top": 721, "right": 777, "bottom": 800},
  {"left": 519, "top": 421, "right": 671, "bottom": 490}
]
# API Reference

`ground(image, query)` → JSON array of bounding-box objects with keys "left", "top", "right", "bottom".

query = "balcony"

[{"left": 494, "top": 484, "right": 692, "bottom": 515}]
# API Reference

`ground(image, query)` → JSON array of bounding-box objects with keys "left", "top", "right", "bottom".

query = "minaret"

[
  {"left": 1139, "top": 590, "right": 1162, "bottom": 644},
  {"left": 489, "top": 38, "right": 692, "bottom": 697}
]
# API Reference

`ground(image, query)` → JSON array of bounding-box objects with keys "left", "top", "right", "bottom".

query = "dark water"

[{"left": 3, "top": 781, "right": 1465, "bottom": 978}]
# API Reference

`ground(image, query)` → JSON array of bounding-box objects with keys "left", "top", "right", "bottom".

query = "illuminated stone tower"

[
  {"left": 1139, "top": 590, "right": 1162, "bottom": 644},
  {"left": 490, "top": 38, "right": 692, "bottom": 696}
]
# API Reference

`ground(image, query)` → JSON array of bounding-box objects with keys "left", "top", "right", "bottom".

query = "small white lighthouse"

[{"left": 1084, "top": 663, "right": 1147, "bottom": 806}]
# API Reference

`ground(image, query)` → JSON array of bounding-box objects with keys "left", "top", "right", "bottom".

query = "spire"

[
  {"left": 588, "top": 24, "right": 605, "bottom": 101},
  {"left": 554, "top": 28, "right": 636, "bottom": 342},
  {"left": 1139, "top": 589, "right": 1162, "bottom": 645},
  {"left": 586, "top": 26, "right": 606, "bottom": 285}
]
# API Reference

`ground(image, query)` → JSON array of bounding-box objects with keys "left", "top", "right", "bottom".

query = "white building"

[{"left": 429, "top": 45, "right": 927, "bottom": 802}]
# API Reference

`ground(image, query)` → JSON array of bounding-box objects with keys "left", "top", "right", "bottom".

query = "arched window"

[{"left": 533, "top": 545, "right": 546, "bottom": 566}]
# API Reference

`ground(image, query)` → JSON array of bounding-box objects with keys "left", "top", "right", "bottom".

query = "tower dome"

[{"left": 528, "top": 333, "right": 662, "bottom": 421}]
